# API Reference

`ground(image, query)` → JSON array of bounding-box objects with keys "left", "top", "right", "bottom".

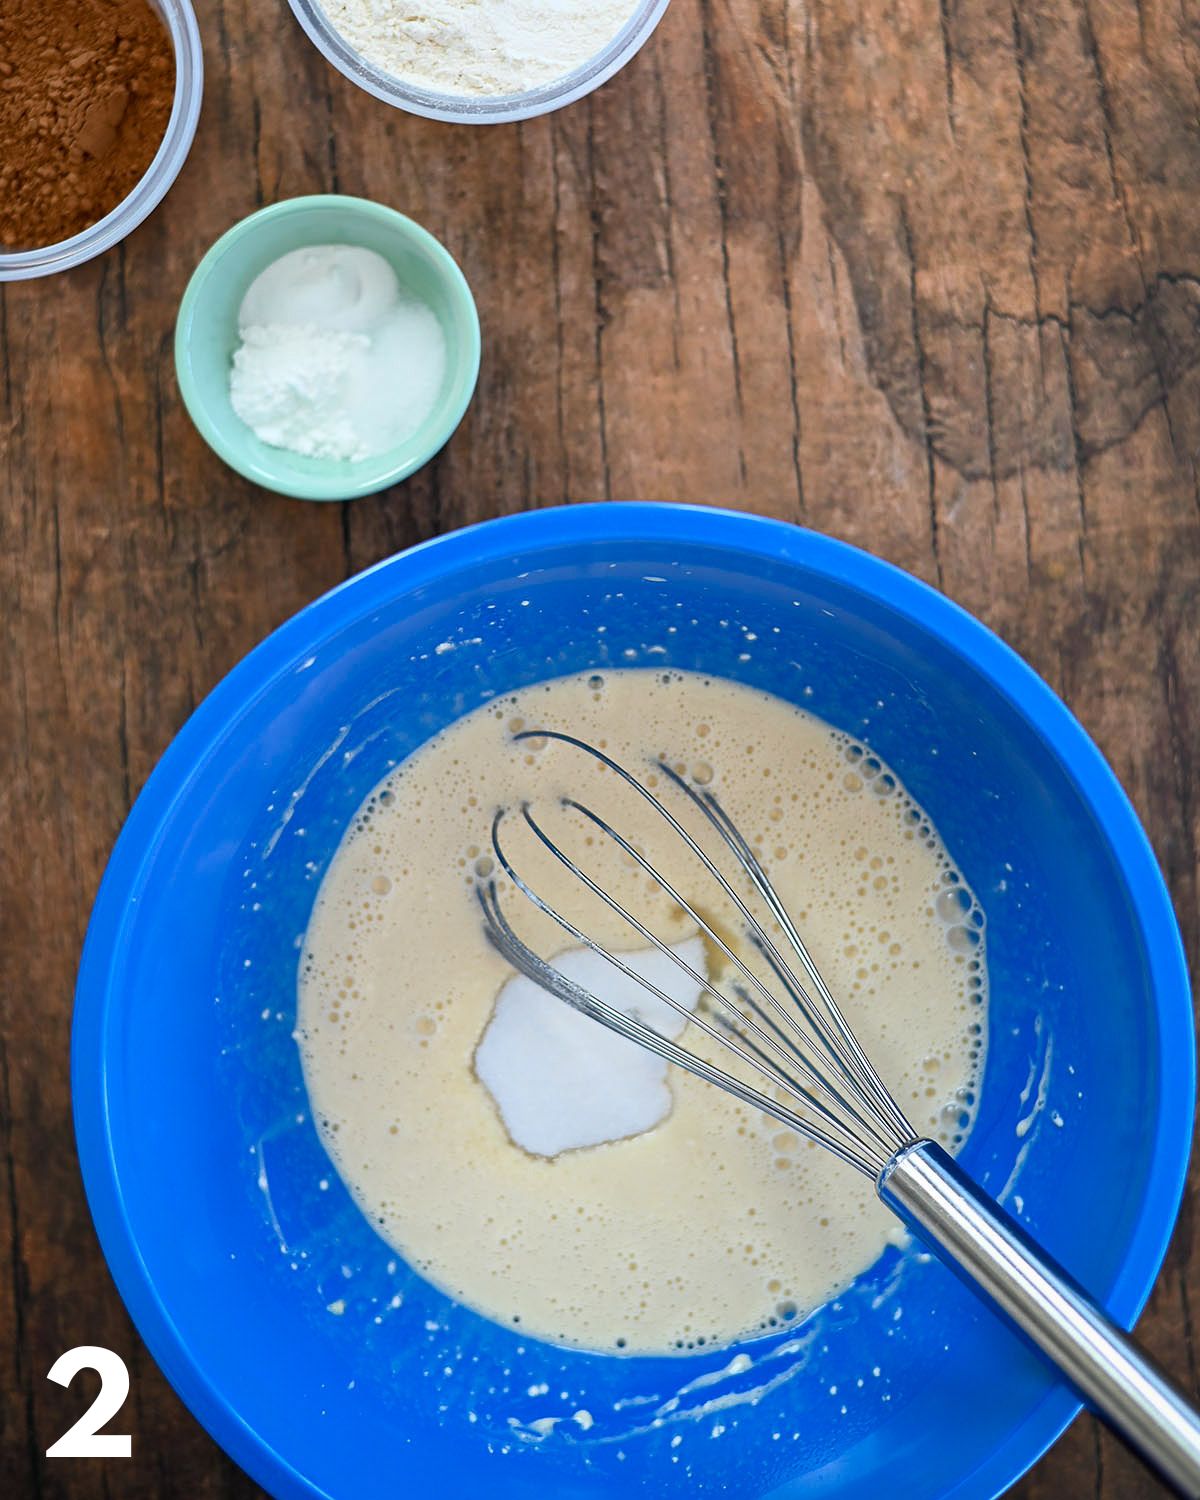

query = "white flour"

[{"left": 320, "top": 0, "right": 642, "bottom": 96}]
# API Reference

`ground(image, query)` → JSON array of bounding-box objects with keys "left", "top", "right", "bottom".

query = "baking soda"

[{"left": 475, "top": 938, "right": 707, "bottom": 1156}]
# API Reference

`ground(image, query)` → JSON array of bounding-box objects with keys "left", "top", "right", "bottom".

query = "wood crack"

[
  {"left": 0, "top": 1034, "right": 41, "bottom": 1498},
  {"left": 652, "top": 55, "right": 683, "bottom": 373},
  {"left": 339, "top": 501, "right": 353, "bottom": 579},
  {"left": 117, "top": 656, "right": 132, "bottom": 812},
  {"left": 96, "top": 261, "right": 128, "bottom": 457},
  {"left": 899, "top": 200, "right": 942, "bottom": 585},
  {"left": 981, "top": 301, "right": 1003, "bottom": 532},
  {"left": 0, "top": 288, "right": 12, "bottom": 415},
  {"left": 1009, "top": 0, "right": 1042, "bottom": 320},
  {"left": 585, "top": 97, "right": 612, "bottom": 503},
  {"left": 549, "top": 118, "right": 569, "bottom": 500},
  {"left": 324, "top": 77, "right": 340, "bottom": 192},
  {"left": 251, "top": 97, "right": 264, "bottom": 208},
  {"left": 938, "top": 0, "right": 957, "bottom": 135},
  {"left": 699, "top": 0, "right": 747, "bottom": 485},
  {"left": 1058, "top": 320, "right": 1090, "bottom": 586},
  {"left": 777, "top": 223, "right": 806, "bottom": 520},
  {"left": 1077, "top": 0, "right": 1182, "bottom": 464}
]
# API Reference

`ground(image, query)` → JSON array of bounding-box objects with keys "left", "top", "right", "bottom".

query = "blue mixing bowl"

[{"left": 74, "top": 503, "right": 1193, "bottom": 1499}]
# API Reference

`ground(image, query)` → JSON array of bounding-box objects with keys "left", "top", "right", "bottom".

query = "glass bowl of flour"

[{"left": 286, "top": 0, "right": 672, "bottom": 122}]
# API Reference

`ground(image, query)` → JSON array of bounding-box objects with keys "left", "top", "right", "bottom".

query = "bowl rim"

[
  {"left": 73, "top": 502, "right": 1195, "bottom": 1500},
  {"left": 0, "top": 0, "right": 204, "bottom": 282},
  {"left": 284, "top": 0, "right": 674, "bottom": 124},
  {"left": 173, "top": 194, "right": 482, "bottom": 501}
]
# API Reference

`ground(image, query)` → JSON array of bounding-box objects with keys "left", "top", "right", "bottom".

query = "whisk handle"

[{"left": 879, "top": 1139, "right": 1200, "bottom": 1495}]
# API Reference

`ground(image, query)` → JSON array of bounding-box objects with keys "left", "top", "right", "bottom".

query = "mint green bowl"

[{"left": 174, "top": 195, "right": 480, "bottom": 501}]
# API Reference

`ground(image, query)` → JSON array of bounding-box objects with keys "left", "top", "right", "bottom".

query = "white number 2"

[{"left": 45, "top": 1346, "right": 132, "bottom": 1458}]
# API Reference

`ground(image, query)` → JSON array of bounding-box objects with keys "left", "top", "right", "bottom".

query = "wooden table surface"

[{"left": 2, "top": 0, "right": 1198, "bottom": 1494}]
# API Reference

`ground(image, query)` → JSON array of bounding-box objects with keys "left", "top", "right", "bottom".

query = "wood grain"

[{"left": 1, "top": 0, "right": 1198, "bottom": 1493}]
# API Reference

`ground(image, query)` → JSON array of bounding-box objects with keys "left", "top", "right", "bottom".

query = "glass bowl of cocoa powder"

[{"left": 0, "top": 0, "right": 203, "bottom": 281}]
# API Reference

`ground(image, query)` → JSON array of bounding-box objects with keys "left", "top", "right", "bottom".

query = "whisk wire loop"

[
  {"left": 477, "top": 879, "right": 882, "bottom": 1176},
  {"left": 654, "top": 759, "right": 915, "bottom": 1143},
  {"left": 488, "top": 810, "right": 885, "bottom": 1166},
  {"left": 482, "top": 731, "right": 920, "bottom": 1173},
  {"left": 536, "top": 730, "right": 910, "bottom": 1142},
  {"left": 530, "top": 730, "right": 908, "bottom": 1146},
  {"left": 532, "top": 798, "right": 901, "bottom": 1162}
]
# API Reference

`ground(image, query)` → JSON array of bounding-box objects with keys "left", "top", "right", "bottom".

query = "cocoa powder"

[{"left": 0, "top": 0, "right": 175, "bottom": 250}]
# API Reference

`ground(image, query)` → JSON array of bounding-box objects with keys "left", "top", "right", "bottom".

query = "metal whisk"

[{"left": 479, "top": 730, "right": 1200, "bottom": 1494}]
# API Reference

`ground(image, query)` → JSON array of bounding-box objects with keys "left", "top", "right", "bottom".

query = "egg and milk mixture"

[{"left": 297, "top": 670, "right": 986, "bottom": 1353}]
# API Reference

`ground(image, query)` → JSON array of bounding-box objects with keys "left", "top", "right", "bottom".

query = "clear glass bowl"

[
  {"left": 286, "top": 0, "right": 672, "bottom": 123},
  {"left": 0, "top": 0, "right": 204, "bottom": 282}
]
